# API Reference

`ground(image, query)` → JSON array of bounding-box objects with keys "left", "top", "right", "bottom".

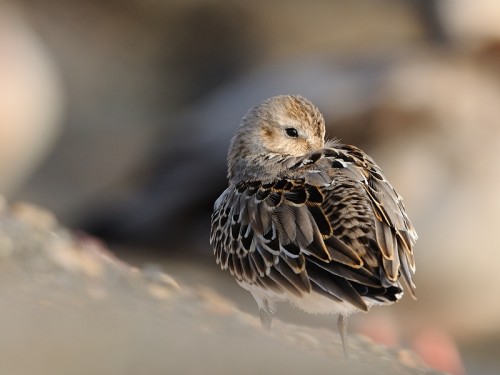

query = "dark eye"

[{"left": 285, "top": 127, "right": 299, "bottom": 138}]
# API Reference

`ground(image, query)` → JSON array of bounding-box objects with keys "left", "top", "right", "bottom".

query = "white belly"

[
  {"left": 238, "top": 281, "right": 385, "bottom": 316},
  {"left": 287, "top": 291, "right": 365, "bottom": 315}
]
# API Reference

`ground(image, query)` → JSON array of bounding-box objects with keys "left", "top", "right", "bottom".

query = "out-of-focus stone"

[
  {"left": 438, "top": 0, "right": 500, "bottom": 50},
  {"left": 197, "top": 286, "right": 239, "bottom": 316},
  {"left": 0, "top": 6, "right": 63, "bottom": 194},
  {"left": 142, "top": 263, "right": 180, "bottom": 291},
  {"left": 10, "top": 201, "right": 58, "bottom": 230},
  {"left": 412, "top": 329, "right": 466, "bottom": 375},
  {"left": 399, "top": 349, "right": 425, "bottom": 369}
]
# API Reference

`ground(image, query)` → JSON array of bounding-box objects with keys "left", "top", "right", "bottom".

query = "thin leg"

[
  {"left": 259, "top": 308, "right": 273, "bottom": 330},
  {"left": 337, "top": 314, "right": 349, "bottom": 359}
]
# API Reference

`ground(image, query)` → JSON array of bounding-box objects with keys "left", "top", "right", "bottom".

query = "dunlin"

[{"left": 210, "top": 95, "right": 417, "bottom": 357}]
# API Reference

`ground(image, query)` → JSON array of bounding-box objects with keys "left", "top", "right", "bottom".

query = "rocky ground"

[{"left": 0, "top": 198, "right": 444, "bottom": 375}]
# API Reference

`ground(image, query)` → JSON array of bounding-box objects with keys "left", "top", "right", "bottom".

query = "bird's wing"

[
  {"left": 211, "top": 180, "right": 318, "bottom": 301},
  {"left": 210, "top": 146, "right": 417, "bottom": 310},
  {"left": 311, "top": 145, "right": 417, "bottom": 298}
]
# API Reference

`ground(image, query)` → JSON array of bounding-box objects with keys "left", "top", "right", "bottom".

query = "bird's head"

[{"left": 228, "top": 95, "right": 326, "bottom": 182}]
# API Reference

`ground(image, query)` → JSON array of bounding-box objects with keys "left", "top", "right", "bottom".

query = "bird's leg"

[
  {"left": 258, "top": 298, "right": 275, "bottom": 330},
  {"left": 337, "top": 314, "right": 349, "bottom": 359},
  {"left": 259, "top": 308, "right": 273, "bottom": 330}
]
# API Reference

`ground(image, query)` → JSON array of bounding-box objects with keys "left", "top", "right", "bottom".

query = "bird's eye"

[{"left": 285, "top": 127, "right": 299, "bottom": 138}]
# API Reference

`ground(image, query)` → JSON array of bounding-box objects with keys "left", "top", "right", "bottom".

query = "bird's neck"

[{"left": 228, "top": 152, "right": 296, "bottom": 185}]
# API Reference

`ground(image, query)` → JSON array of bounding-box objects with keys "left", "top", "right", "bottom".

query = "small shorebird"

[{"left": 210, "top": 95, "right": 417, "bottom": 357}]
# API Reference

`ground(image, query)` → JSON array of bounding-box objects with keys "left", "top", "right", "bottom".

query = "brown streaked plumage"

[{"left": 210, "top": 95, "right": 417, "bottom": 357}]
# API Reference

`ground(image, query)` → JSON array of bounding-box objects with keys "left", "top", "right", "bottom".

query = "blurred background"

[{"left": 2, "top": 0, "right": 500, "bottom": 373}]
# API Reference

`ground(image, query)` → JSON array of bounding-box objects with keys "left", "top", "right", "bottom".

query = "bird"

[{"left": 210, "top": 95, "right": 417, "bottom": 357}]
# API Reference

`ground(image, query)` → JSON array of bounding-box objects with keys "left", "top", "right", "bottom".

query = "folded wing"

[{"left": 210, "top": 145, "right": 417, "bottom": 311}]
